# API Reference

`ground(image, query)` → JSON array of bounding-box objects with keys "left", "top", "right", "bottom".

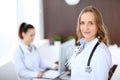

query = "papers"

[
  {"left": 33, "top": 79, "right": 48, "bottom": 80},
  {"left": 42, "top": 70, "right": 59, "bottom": 79}
]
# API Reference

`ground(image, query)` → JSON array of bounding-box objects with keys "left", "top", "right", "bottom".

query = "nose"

[{"left": 84, "top": 24, "right": 89, "bottom": 31}]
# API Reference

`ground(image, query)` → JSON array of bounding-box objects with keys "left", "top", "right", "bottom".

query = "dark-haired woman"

[{"left": 13, "top": 22, "right": 58, "bottom": 80}]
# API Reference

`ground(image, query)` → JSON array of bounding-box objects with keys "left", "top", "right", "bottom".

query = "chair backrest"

[
  {"left": 108, "top": 64, "right": 118, "bottom": 80},
  {"left": 0, "top": 61, "right": 19, "bottom": 80}
]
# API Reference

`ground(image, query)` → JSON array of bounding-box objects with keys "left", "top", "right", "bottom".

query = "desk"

[
  {"left": 58, "top": 71, "right": 70, "bottom": 80},
  {"left": 33, "top": 71, "right": 71, "bottom": 80}
]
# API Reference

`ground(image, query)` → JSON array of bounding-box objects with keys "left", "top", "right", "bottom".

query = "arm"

[{"left": 94, "top": 46, "right": 112, "bottom": 80}]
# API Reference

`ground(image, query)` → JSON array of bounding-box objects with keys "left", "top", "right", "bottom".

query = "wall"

[
  {"left": 17, "top": 0, "right": 44, "bottom": 40},
  {"left": 43, "top": 0, "right": 120, "bottom": 46},
  {"left": 0, "top": 0, "right": 17, "bottom": 58},
  {"left": 0, "top": 0, "right": 46, "bottom": 71}
]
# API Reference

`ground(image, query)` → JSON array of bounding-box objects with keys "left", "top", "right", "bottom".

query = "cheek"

[
  {"left": 79, "top": 26, "right": 82, "bottom": 31},
  {"left": 30, "top": 35, "right": 35, "bottom": 40},
  {"left": 92, "top": 27, "right": 98, "bottom": 35},
  {"left": 23, "top": 35, "right": 28, "bottom": 40},
  {"left": 94, "top": 26, "right": 98, "bottom": 32},
  {"left": 26, "top": 35, "right": 32, "bottom": 40},
  {"left": 31, "top": 37, "right": 34, "bottom": 41},
  {"left": 80, "top": 26, "right": 85, "bottom": 33}
]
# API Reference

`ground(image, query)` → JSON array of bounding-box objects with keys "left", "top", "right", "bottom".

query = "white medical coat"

[
  {"left": 70, "top": 38, "right": 112, "bottom": 80},
  {"left": 13, "top": 43, "right": 55, "bottom": 80}
]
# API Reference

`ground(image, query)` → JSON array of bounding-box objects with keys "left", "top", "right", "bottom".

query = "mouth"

[{"left": 84, "top": 32, "right": 90, "bottom": 34}]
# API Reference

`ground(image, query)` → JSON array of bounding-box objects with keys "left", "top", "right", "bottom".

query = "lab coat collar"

[
  {"left": 77, "top": 38, "right": 99, "bottom": 54},
  {"left": 79, "top": 38, "right": 99, "bottom": 48},
  {"left": 85, "top": 38, "right": 99, "bottom": 48},
  {"left": 80, "top": 38, "right": 99, "bottom": 55},
  {"left": 20, "top": 42, "right": 33, "bottom": 54}
]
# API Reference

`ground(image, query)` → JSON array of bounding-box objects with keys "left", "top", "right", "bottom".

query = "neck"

[
  {"left": 86, "top": 37, "right": 96, "bottom": 43},
  {"left": 22, "top": 40, "right": 30, "bottom": 47}
]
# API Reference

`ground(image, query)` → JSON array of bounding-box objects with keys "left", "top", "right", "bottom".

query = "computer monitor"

[{"left": 59, "top": 39, "right": 75, "bottom": 74}]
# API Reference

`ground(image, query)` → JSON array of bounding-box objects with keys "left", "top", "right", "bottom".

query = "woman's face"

[
  {"left": 22, "top": 28, "right": 35, "bottom": 44},
  {"left": 80, "top": 12, "right": 98, "bottom": 42}
]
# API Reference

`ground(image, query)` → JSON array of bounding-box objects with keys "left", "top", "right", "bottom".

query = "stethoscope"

[
  {"left": 64, "top": 38, "right": 100, "bottom": 74},
  {"left": 19, "top": 45, "right": 37, "bottom": 71},
  {"left": 76, "top": 41, "right": 100, "bottom": 73}
]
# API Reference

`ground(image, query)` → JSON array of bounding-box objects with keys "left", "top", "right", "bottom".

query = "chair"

[
  {"left": 0, "top": 61, "right": 20, "bottom": 80},
  {"left": 108, "top": 64, "right": 118, "bottom": 80}
]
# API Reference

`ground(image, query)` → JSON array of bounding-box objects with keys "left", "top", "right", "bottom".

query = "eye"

[
  {"left": 80, "top": 21, "right": 85, "bottom": 25},
  {"left": 90, "top": 21, "right": 93, "bottom": 24},
  {"left": 89, "top": 21, "right": 93, "bottom": 25}
]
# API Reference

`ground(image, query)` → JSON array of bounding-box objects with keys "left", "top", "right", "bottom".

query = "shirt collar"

[{"left": 20, "top": 42, "right": 33, "bottom": 54}]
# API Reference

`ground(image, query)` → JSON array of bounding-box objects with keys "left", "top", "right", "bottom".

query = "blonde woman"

[{"left": 70, "top": 6, "right": 112, "bottom": 80}]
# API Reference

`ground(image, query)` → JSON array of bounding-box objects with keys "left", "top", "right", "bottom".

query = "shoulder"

[
  {"left": 13, "top": 44, "right": 23, "bottom": 57},
  {"left": 95, "top": 42, "right": 112, "bottom": 60},
  {"left": 14, "top": 45, "right": 20, "bottom": 53},
  {"left": 31, "top": 44, "right": 37, "bottom": 50},
  {"left": 97, "top": 42, "right": 110, "bottom": 54}
]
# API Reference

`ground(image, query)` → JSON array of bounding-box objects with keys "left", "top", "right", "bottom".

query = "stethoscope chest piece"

[{"left": 85, "top": 66, "right": 92, "bottom": 73}]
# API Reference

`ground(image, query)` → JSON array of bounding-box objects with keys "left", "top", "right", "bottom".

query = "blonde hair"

[{"left": 76, "top": 6, "right": 109, "bottom": 46}]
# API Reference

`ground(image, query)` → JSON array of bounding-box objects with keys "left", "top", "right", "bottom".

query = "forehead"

[
  {"left": 26, "top": 28, "right": 35, "bottom": 34},
  {"left": 80, "top": 12, "right": 95, "bottom": 21}
]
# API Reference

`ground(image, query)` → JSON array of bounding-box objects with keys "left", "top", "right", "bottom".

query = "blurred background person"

[{"left": 13, "top": 22, "right": 58, "bottom": 80}]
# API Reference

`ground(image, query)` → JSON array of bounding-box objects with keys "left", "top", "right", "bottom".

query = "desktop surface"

[
  {"left": 33, "top": 71, "right": 71, "bottom": 80},
  {"left": 33, "top": 39, "right": 75, "bottom": 80},
  {"left": 58, "top": 71, "right": 71, "bottom": 80}
]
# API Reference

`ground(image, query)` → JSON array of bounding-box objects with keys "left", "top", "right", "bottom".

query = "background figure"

[
  {"left": 13, "top": 22, "right": 58, "bottom": 80},
  {"left": 70, "top": 6, "right": 112, "bottom": 80}
]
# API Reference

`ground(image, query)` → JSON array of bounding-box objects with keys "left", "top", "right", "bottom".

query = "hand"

[
  {"left": 54, "top": 61, "right": 59, "bottom": 64},
  {"left": 54, "top": 64, "right": 59, "bottom": 70},
  {"left": 37, "top": 72, "right": 44, "bottom": 78}
]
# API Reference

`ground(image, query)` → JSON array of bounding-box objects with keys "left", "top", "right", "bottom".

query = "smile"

[{"left": 84, "top": 32, "right": 90, "bottom": 34}]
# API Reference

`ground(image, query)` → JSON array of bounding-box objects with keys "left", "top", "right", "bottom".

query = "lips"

[{"left": 84, "top": 32, "right": 90, "bottom": 34}]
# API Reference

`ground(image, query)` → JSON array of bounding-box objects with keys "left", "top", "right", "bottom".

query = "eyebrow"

[{"left": 80, "top": 20, "right": 96, "bottom": 23}]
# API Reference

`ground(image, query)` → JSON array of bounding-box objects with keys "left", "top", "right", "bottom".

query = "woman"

[
  {"left": 70, "top": 6, "right": 112, "bottom": 80},
  {"left": 13, "top": 22, "right": 58, "bottom": 80}
]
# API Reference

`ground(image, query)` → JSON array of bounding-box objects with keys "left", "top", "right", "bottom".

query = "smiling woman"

[{"left": 70, "top": 6, "right": 112, "bottom": 80}]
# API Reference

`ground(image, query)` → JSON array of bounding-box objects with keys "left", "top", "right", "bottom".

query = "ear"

[{"left": 22, "top": 32, "right": 25, "bottom": 38}]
